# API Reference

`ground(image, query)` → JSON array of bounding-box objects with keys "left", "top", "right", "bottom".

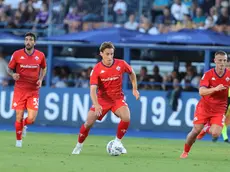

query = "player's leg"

[
  {"left": 12, "top": 89, "right": 26, "bottom": 147},
  {"left": 24, "top": 108, "right": 38, "bottom": 125},
  {"left": 180, "top": 124, "right": 204, "bottom": 158},
  {"left": 197, "top": 121, "right": 211, "bottom": 140},
  {"left": 113, "top": 106, "right": 130, "bottom": 154},
  {"left": 72, "top": 110, "right": 98, "bottom": 155},
  {"left": 112, "top": 99, "right": 130, "bottom": 154},
  {"left": 72, "top": 107, "right": 109, "bottom": 155},
  {"left": 23, "top": 92, "right": 39, "bottom": 136},
  {"left": 15, "top": 110, "right": 25, "bottom": 147},
  {"left": 207, "top": 115, "right": 225, "bottom": 142}
]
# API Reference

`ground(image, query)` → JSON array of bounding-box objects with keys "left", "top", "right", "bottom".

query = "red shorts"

[
  {"left": 90, "top": 98, "right": 128, "bottom": 121},
  {"left": 12, "top": 87, "right": 39, "bottom": 110},
  {"left": 193, "top": 113, "right": 225, "bottom": 127}
]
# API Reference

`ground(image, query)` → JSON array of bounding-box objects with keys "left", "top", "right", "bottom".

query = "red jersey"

[
  {"left": 90, "top": 59, "right": 132, "bottom": 101},
  {"left": 197, "top": 68, "right": 230, "bottom": 115},
  {"left": 8, "top": 48, "right": 46, "bottom": 90}
]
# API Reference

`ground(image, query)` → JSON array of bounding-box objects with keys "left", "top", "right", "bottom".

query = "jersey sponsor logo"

[
  {"left": 116, "top": 66, "right": 120, "bottom": 71},
  {"left": 20, "top": 64, "right": 39, "bottom": 68},
  {"left": 35, "top": 56, "right": 39, "bottom": 60},
  {"left": 101, "top": 76, "right": 119, "bottom": 82},
  {"left": 211, "top": 77, "right": 216, "bottom": 80},
  {"left": 20, "top": 56, "right": 25, "bottom": 59}
]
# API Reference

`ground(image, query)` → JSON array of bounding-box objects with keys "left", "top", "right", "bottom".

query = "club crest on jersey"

[
  {"left": 116, "top": 66, "right": 120, "bottom": 71},
  {"left": 35, "top": 56, "right": 39, "bottom": 60},
  {"left": 226, "top": 77, "right": 230, "bottom": 82}
]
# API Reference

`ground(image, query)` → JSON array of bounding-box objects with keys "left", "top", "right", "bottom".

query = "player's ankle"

[{"left": 115, "top": 137, "right": 121, "bottom": 142}]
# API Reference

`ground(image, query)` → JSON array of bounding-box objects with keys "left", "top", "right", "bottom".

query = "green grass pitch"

[{"left": 0, "top": 131, "right": 229, "bottom": 172}]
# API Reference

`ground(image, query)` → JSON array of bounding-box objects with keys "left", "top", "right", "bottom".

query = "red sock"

[
  {"left": 116, "top": 121, "right": 130, "bottom": 139},
  {"left": 24, "top": 117, "right": 33, "bottom": 125},
  {"left": 78, "top": 125, "right": 90, "bottom": 143},
  {"left": 184, "top": 143, "right": 192, "bottom": 153},
  {"left": 15, "top": 121, "right": 23, "bottom": 140}
]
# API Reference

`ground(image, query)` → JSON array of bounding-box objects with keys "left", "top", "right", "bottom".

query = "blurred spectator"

[
  {"left": 156, "top": 7, "right": 177, "bottom": 32},
  {"left": 150, "top": 65, "right": 163, "bottom": 90},
  {"left": 138, "top": 15, "right": 151, "bottom": 33},
  {"left": 215, "top": 7, "right": 230, "bottom": 33},
  {"left": 21, "top": 1, "right": 36, "bottom": 24},
  {"left": 200, "top": 0, "right": 215, "bottom": 16},
  {"left": 167, "top": 78, "right": 181, "bottom": 111},
  {"left": 113, "top": 0, "right": 127, "bottom": 24},
  {"left": 193, "top": 7, "right": 206, "bottom": 29},
  {"left": 33, "top": 3, "right": 49, "bottom": 32},
  {"left": 171, "top": 0, "right": 189, "bottom": 21},
  {"left": 124, "top": 13, "right": 138, "bottom": 30},
  {"left": 137, "top": 66, "right": 150, "bottom": 90},
  {"left": 180, "top": 66, "right": 197, "bottom": 91},
  {"left": 151, "top": 0, "right": 171, "bottom": 23},
  {"left": 75, "top": 70, "right": 89, "bottom": 88},
  {"left": 64, "top": 7, "right": 82, "bottom": 33}
]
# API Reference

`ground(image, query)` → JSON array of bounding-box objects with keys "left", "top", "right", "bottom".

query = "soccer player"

[
  {"left": 72, "top": 42, "right": 140, "bottom": 155},
  {"left": 197, "top": 60, "right": 230, "bottom": 143},
  {"left": 8, "top": 32, "right": 47, "bottom": 147},
  {"left": 180, "top": 51, "right": 230, "bottom": 158}
]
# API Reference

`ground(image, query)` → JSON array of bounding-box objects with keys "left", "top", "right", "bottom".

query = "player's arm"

[
  {"left": 39, "top": 67, "right": 47, "bottom": 81},
  {"left": 90, "top": 85, "right": 99, "bottom": 106},
  {"left": 128, "top": 69, "right": 140, "bottom": 100},
  {"left": 7, "top": 68, "right": 20, "bottom": 80},
  {"left": 199, "top": 86, "right": 218, "bottom": 96},
  {"left": 199, "top": 72, "right": 226, "bottom": 96},
  {"left": 90, "top": 85, "right": 102, "bottom": 116}
]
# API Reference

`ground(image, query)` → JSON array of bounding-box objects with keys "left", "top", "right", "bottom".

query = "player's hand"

[
  {"left": 12, "top": 73, "right": 20, "bottom": 80},
  {"left": 36, "top": 79, "right": 43, "bottom": 88},
  {"left": 215, "top": 84, "right": 226, "bottom": 91},
  {"left": 94, "top": 104, "right": 102, "bottom": 117},
  {"left": 132, "top": 89, "right": 140, "bottom": 100}
]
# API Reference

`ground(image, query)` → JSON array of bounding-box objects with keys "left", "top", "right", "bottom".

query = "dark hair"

[
  {"left": 99, "top": 42, "right": 115, "bottom": 52},
  {"left": 25, "top": 32, "right": 37, "bottom": 41},
  {"left": 215, "top": 50, "right": 227, "bottom": 57}
]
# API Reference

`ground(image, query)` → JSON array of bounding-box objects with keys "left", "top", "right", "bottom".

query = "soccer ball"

[{"left": 106, "top": 140, "right": 122, "bottom": 156}]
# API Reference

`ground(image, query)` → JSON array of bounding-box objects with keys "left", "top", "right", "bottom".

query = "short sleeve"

[
  {"left": 90, "top": 67, "right": 99, "bottom": 85},
  {"left": 40, "top": 53, "right": 47, "bottom": 68},
  {"left": 199, "top": 72, "right": 210, "bottom": 88},
  {"left": 122, "top": 61, "right": 132, "bottom": 74},
  {"left": 8, "top": 52, "right": 17, "bottom": 69}
]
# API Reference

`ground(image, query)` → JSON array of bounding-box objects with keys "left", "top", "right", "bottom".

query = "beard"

[{"left": 25, "top": 45, "right": 33, "bottom": 51}]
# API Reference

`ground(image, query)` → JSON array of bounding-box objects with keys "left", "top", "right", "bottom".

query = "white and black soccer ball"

[{"left": 106, "top": 140, "right": 122, "bottom": 156}]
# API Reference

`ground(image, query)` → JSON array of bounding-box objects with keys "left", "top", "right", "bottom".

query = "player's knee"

[
  {"left": 27, "top": 117, "right": 35, "bottom": 124},
  {"left": 120, "top": 114, "right": 130, "bottom": 122},
  {"left": 84, "top": 122, "right": 94, "bottom": 129},
  {"left": 212, "top": 131, "right": 221, "bottom": 138},
  {"left": 16, "top": 116, "right": 23, "bottom": 122}
]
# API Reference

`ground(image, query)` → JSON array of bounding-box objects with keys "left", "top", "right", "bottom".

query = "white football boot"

[
  {"left": 16, "top": 140, "right": 22, "bottom": 148},
  {"left": 114, "top": 138, "right": 127, "bottom": 154},
  {"left": 72, "top": 143, "right": 83, "bottom": 155},
  {"left": 22, "top": 126, "right": 28, "bottom": 138}
]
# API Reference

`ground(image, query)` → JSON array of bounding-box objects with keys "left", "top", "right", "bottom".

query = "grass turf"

[{"left": 0, "top": 131, "right": 229, "bottom": 172}]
